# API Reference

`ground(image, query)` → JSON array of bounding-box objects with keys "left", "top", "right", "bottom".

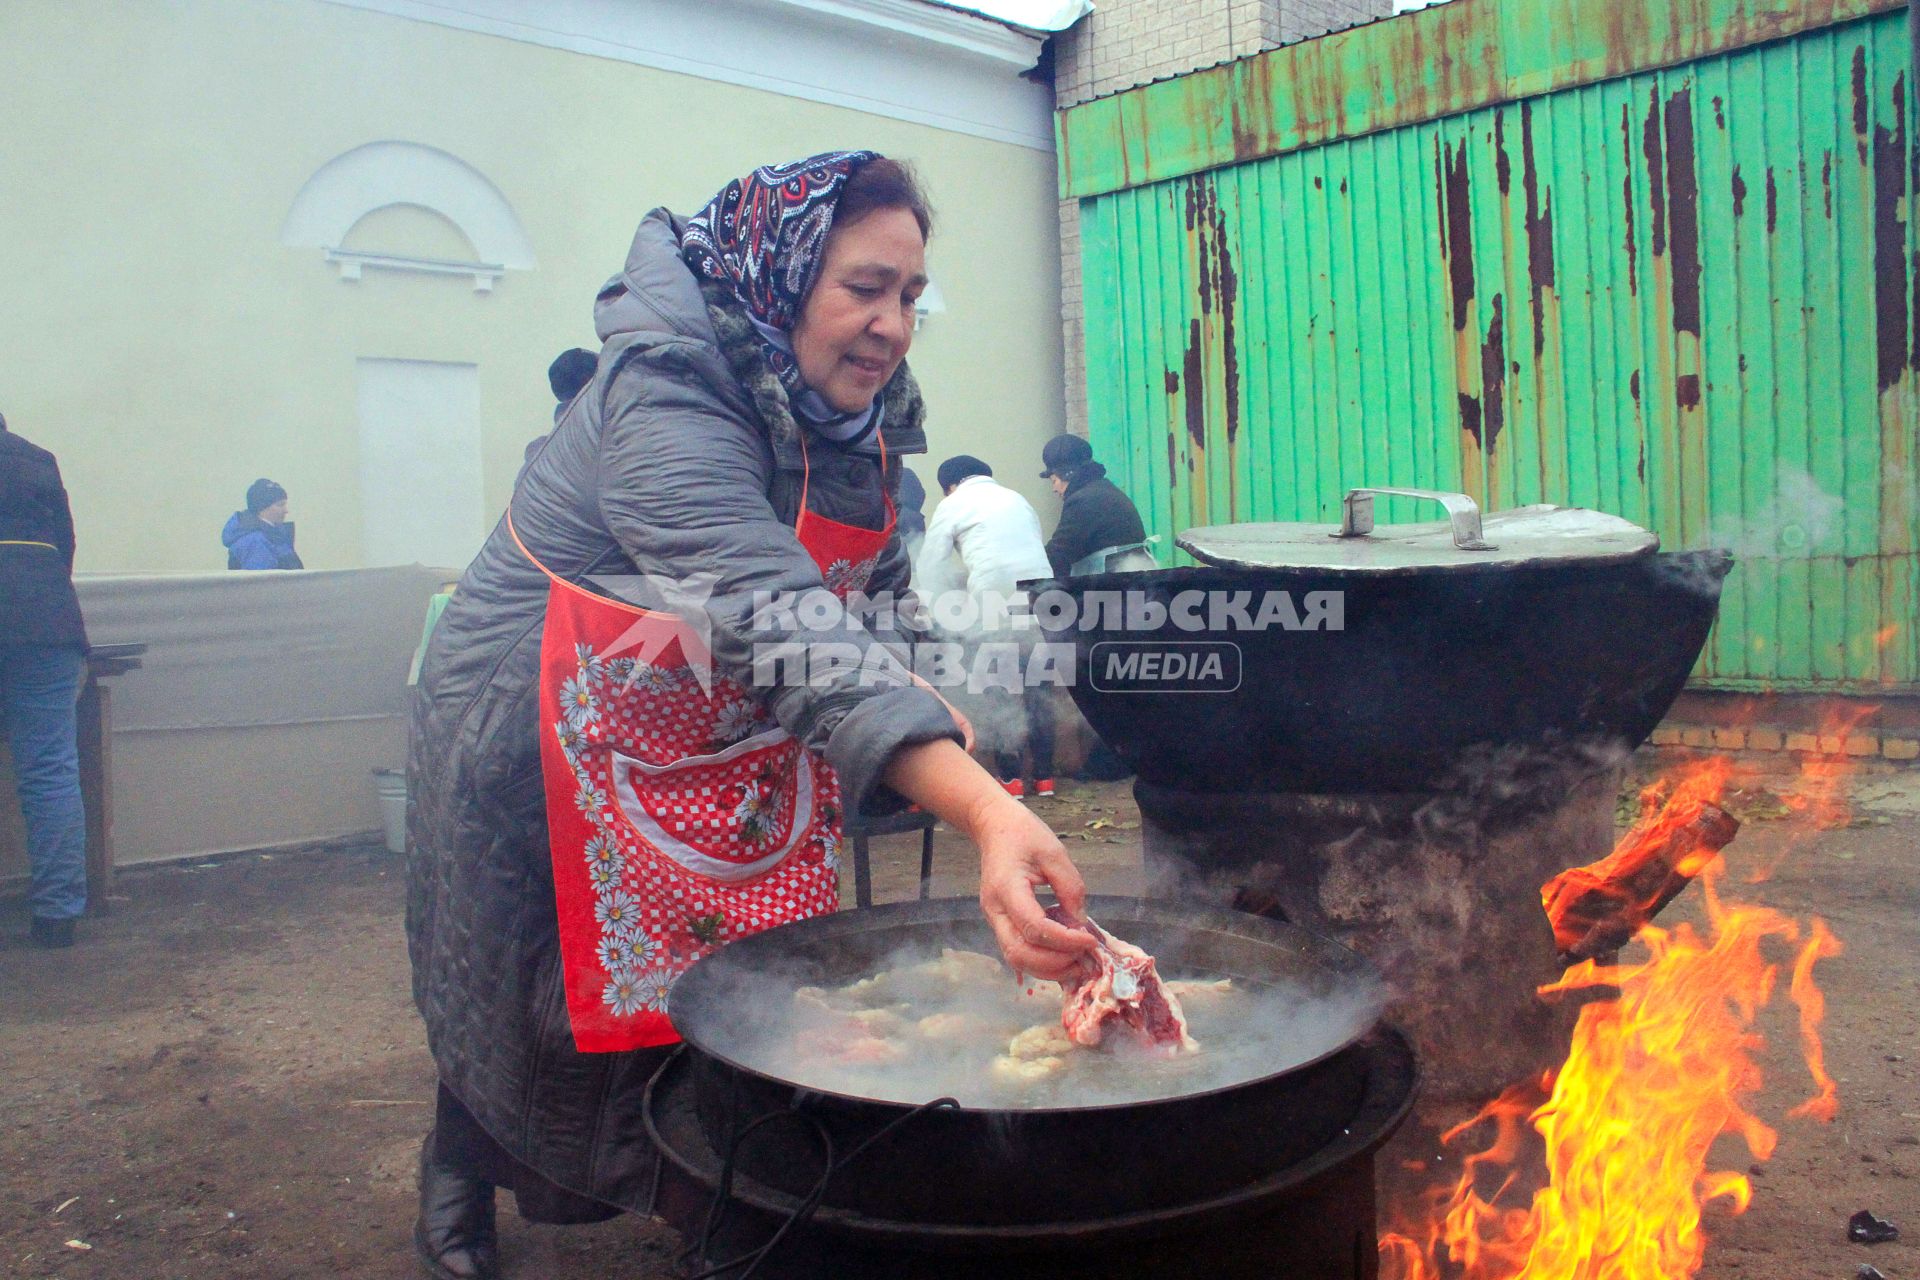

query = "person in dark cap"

[
  {"left": 546, "top": 348, "right": 599, "bottom": 425},
  {"left": 222, "top": 479, "right": 303, "bottom": 570},
  {"left": 0, "top": 411, "right": 91, "bottom": 947},
  {"left": 921, "top": 456, "right": 1051, "bottom": 603},
  {"left": 524, "top": 348, "right": 605, "bottom": 472},
  {"left": 1040, "top": 432, "right": 1146, "bottom": 578}
]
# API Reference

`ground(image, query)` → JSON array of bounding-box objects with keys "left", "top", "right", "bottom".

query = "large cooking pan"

[
  {"left": 1033, "top": 521, "right": 1730, "bottom": 793},
  {"left": 667, "top": 896, "right": 1392, "bottom": 1226}
]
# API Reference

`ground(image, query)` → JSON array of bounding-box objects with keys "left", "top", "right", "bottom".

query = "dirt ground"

[{"left": 0, "top": 765, "right": 1914, "bottom": 1280}]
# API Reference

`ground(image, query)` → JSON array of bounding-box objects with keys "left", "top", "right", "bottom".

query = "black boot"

[{"left": 414, "top": 1135, "right": 499, "bottom": 1280}]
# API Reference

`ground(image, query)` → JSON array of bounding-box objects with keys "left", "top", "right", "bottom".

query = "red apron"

[{"left": 529, "top": 431, "right": 896, "bottom": 1051}]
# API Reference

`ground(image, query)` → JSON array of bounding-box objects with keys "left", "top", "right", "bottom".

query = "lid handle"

[{"left": 1333, "top": 488, "right": 1496, "bottom": 550}]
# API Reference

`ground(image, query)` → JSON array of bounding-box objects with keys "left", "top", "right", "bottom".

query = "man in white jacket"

[{"left": 916, "top": 456, "right": 1056, "bottom": 798}]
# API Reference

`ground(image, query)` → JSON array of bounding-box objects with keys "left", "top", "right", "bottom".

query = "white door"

[{"left": 355, "top": 358, "right": 486, "bottom": 570}]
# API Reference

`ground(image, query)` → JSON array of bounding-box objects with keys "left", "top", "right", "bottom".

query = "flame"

[
  {"left": 1784, "top": 917, "right": 1841, "bottom": 1123},
  {"left": 1382, "top": 753, "right": 1847, "bottom": 1280}
]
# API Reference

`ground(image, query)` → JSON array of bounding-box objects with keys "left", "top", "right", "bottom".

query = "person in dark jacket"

[
  {"left": 222, "top": 479, "right": 303, "bottom": 570},
  {"left": 0, "top": 412, "right": 91, "bottom": 948},
  {"left": 895, "top": 463, "right": 928, "bottom": 562},
  {"left": 1040, "top": 433, "right": 1148, "bottom": 578},
  {"left": 405, "top": 153, "right": 1093, "bottom": 1280}
]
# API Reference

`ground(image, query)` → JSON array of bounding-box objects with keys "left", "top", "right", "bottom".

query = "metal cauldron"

[
  {"left": 1030, "top": 489, "right": 1730, "bottom": 793},
  {"left": 665, "top": 896, "right": 1395, "bottom": 1227}
]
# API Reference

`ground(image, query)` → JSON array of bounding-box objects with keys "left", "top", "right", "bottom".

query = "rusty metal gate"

[{"left": 1061, "top": 0, "right": 1917, "bottom": 690}]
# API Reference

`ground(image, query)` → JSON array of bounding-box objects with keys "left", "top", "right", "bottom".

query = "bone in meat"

[{"left": 1045, "top": 907, "right": 1197, "bottom": 1053}]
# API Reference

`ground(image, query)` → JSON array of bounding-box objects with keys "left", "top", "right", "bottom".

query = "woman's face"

[{"left": 791, "top": 207, "right": 927, "bottom": 414}]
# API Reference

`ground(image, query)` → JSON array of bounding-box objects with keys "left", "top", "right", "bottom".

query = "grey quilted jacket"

[{"left": 405, "top": 209, "right": 957, "bottom": 1205}]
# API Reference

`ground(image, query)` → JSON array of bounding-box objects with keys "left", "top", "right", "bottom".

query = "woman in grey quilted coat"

[{"left": 404, "top": 153, "right": 1093, "bottom": 1279}]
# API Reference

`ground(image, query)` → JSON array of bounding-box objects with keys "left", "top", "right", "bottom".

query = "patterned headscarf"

[{"left": 682, "top": 150, "right": 881, "bottom": 430}]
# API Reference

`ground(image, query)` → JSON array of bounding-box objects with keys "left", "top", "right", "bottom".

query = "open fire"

[{"left": 1379, "top": 738, "right": 1851, "bottom": 1280}]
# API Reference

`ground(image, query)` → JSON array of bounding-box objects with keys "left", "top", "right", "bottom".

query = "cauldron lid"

[{"left": 1180, "top": 491, "right": 1657, "bottom": 575}]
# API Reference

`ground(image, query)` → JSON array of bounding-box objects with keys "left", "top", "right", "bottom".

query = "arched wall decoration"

[{"left": 280, "top": 141, "right": 535, "bottom": 292}]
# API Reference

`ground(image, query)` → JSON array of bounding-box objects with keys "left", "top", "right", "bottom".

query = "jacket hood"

[{"left": 594, "top": 209, "right": 712, "bottom": 350}]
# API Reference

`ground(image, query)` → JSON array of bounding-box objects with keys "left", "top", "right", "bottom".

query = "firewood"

[{"left": 1544, "top": 797, "right": 1740, "bottom": 963}]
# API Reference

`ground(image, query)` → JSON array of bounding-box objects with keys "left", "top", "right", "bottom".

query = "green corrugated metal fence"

[{"left": 1069, "top": 0, "right": 1918, "bottom": 690}]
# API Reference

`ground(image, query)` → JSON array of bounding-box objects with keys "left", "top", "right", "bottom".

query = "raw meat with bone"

[{"left": 1045, "top": 907, "right": 1197, "bottom": 1053}]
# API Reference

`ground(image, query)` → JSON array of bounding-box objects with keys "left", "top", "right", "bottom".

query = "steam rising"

[
  {"left": 1704, "top": 463, "right": 1845, "bottom": 559},
  {"left": 1649, "top": 462, "right": 1842, "bottom": 596},
  {"left": 931, "top": 626, "right": 1051, "bottom": 765},
  {"left": 693, "top": 941, "right": 1384, "bottom": 1110}
]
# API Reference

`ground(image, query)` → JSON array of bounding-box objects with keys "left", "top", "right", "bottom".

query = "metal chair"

[{"left": 845, "top": 808, "right": 940, "bottom": 908}]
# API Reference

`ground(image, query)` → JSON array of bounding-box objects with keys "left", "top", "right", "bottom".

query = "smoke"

[
  {"left": 945, "top": 672, "right": 1031, "bottom": 758},
  {"left": 1419, "top": 737, "right": 1632, "bottom": 836},
  {"left": 923, "top": 624, "right": 1048, "bottom": 767},
  {"left": 1645, "top": 547, "right": 1735, "bottom": 597},
  {"left": 1135, "top": 742, "right": 1626, "bottom": 1096}
]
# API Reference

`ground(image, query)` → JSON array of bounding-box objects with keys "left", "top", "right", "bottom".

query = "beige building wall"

[
  {"left": 1051, "top": 0, "right": 1393, "bottom": 433},
  {"left": 0, "top": 0, "right": 1066, "bottom": 573}
]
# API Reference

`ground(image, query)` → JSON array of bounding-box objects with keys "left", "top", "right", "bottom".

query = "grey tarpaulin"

[
  {"left": 15, "top": 566, "right": 450, "bottom": 867},
  {"left": 76, "top": 567, "right": 449, "bottom": 731}
]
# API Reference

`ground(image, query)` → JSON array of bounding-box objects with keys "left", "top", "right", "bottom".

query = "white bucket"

[{"left": 372, "top": 768, "right": 408, "bottom": 855}]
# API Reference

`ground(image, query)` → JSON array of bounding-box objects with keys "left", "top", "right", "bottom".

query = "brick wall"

[{"left": 1054, "top": 0, "right": 1392, "bottom": 434}]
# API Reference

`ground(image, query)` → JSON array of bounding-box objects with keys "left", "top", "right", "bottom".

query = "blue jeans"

[{"left": 1, "top": 645, "right": 88, "bottom": 920}]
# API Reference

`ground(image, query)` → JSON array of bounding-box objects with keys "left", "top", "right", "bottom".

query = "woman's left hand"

[
  {"left": 972, "top": 799, "right": 1093, "bottom": 981},
  {"left": 882, "top": 739, "right": 1093, "bottom": 980}
]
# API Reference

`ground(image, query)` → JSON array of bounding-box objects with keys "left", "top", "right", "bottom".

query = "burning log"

[{"left": 1542, "top": 765, "right": 1742, "bottom": 964}]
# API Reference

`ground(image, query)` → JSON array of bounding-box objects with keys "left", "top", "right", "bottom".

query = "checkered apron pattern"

[{"left": 521, "top": 431, "right": 897, "bottom": 1052}]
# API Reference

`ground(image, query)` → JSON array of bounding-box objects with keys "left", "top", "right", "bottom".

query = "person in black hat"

[
  {"left": 1039, "top": 433, "right": 1145, "bottom": 578},
  {"left": 222, "top": 479, "right": 303, "bottom": 570}
]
